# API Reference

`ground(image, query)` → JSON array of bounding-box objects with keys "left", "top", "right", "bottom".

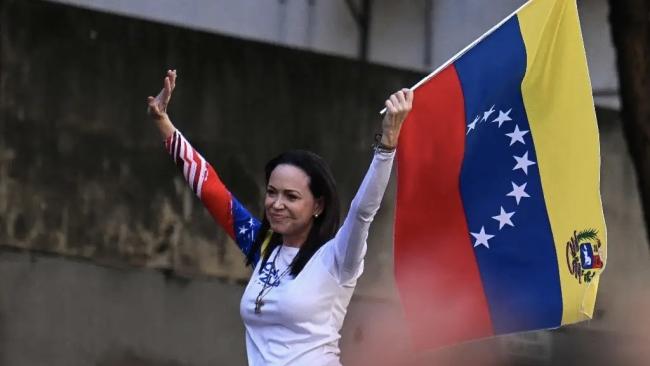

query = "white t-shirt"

[{"left": 239, "top": 151, "right": 395, "bottom": 365}]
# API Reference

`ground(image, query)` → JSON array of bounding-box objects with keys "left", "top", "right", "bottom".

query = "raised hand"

[
  {"left": 147, "top": 69, "right": 177, "bottom": 121},
  {"left": 147, "top": 69, "right": 177, "bottom": 139},
  {"left": 381, "top": 88, "right": 414, "bottom": 149}
]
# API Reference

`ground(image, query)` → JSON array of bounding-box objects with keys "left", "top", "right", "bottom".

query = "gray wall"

[
  {"left": 0, "top": 0, "right": 419, "bottom": 284},
  {"left": 1, "top": 0, "right": 649, "bottom": 365},
  {"left": 43, "top": 0, "right": 618, "bottom": 104},
  {"left": 0, "top": 249, "right": 247, "bottom": 366}
]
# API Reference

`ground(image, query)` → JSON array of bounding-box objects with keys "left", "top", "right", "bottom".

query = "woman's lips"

[{"left": 268, "top": 213, "right": 287, "bottom": 221}]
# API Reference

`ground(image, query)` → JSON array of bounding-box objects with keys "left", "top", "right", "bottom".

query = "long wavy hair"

[{"left": 245, "top": 150, "right": 340, "bottom": 276}]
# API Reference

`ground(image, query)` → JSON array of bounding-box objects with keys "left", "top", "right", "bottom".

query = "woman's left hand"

[{"left": 381, "top": 88, "right": 414, "bottom": 148}]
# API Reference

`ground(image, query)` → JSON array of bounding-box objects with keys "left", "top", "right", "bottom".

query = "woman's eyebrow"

[
  {"left": 283, "top": 188, "right": 302, "bottom": 196},
  {"left": 268, "top": 186, "right": 302, "bottom": 197}
]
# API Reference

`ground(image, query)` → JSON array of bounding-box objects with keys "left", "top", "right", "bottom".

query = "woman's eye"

[{"left": 287, "top": 195, "right": 299, "bottom": 201}]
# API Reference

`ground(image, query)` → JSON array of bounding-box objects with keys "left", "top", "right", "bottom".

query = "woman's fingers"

[
  {"left": 385, "top": 99, "right": 397, "bottom": 115},
  {"left": 166, "top": 69, "right": 176, "bottom": 93},
  {"left": 384, "top": 88, "right": 414, "bottom": 128},
  {"left": 390, "top": 94, "right": 400, "bottom": 112},
  {"left": 169, "top": 69, "right": 177, "bottom": 91},
  {"left": 147, "top": 96, "right": 161, "bottom": 116},
  {"left": 402, "top": 88, "right": 413, "bottom": 107},
  {"left": 396, "top": 90, "right": 407, "bottom": 107},
  {"left": 405, "top": 89, "right": 414, "bottom": 107},
  {"left": 164, "top": 77, "right": 172, "bottom": 97}
]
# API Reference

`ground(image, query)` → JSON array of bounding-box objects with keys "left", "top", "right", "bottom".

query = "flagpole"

[{"left": 380, "top": 0, "right": 535, "bottom": 114}]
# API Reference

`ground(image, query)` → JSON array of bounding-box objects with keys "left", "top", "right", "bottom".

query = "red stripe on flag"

[{"left": 394, "top": 65, "right": 493, "bottom": 349}]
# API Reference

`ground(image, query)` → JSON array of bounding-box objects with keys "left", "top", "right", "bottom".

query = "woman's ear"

[{"left": 314, "top": 197, "right": 325, "bottom": 217}]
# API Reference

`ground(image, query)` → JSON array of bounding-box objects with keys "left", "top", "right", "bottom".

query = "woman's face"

[{"left": 265, "top": 164, "right": 323, "bottom": 246}]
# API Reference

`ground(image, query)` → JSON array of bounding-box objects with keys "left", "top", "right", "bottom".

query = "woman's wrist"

[
  {"left": 373, "top": 133, "right": 397, "bottom": 153},
  {"left": 154, "top": 114, "right": 175, "bottom": 140},
  {"left": 379, "top": 131, "right": 399, "bottom": 149}
]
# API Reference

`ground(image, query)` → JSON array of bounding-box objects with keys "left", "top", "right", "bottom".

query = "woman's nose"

[{"left": 272, "top": 196, "right": 284, "bottom": 209}]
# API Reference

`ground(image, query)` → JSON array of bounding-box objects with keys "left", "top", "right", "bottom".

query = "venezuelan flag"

[{"left": 394, "top": 0, "right": 607, "bottom": 349}]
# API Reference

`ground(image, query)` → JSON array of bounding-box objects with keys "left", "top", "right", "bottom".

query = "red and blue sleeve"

[{"left": 164, "top": 129, "right": 261, "bottom": 263}]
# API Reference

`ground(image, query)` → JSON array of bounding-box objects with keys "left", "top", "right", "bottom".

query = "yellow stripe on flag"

[{"left": 517, "top": 0, "right": 607, "bottom": 324}]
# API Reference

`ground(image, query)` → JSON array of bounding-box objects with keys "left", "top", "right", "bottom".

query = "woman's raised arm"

[
  {"left": 326, "top": 89, "right": 413, "bottom": 284},
  {"left": 147, "top": 70, "right": 262, "bottom": 261}
]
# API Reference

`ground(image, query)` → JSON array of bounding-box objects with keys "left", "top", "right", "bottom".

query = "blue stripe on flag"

[{"left": 455, "top": 16, "right": 562, "bottom": 334}]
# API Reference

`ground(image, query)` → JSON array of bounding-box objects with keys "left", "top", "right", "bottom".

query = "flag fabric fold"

[{"left": 394, "top": 0, "right": 606, "bottom": 350}]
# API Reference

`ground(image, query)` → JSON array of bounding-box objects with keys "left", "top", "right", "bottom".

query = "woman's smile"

[{"left": 268, "top": 212, "right": 290, "bottom": 222}]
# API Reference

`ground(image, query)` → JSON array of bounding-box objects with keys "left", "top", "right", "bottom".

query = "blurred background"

[{"left": 0, "top": 0, "right": 648, "bottom": 365}]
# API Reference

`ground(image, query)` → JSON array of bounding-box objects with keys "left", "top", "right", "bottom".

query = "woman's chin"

[{"left": 269, "top": 223, "right": 288, "bottom": 234}]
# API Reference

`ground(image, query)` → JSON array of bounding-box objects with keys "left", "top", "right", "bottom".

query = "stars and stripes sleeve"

[
  {"left": 324, "top": 150, "right": 395, "bottom": 285},
  {"left": 164, "top": 129, "right": 262, "bottom": 261}
]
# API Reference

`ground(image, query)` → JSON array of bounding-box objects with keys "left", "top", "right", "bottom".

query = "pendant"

[{"left": 254, "top": 299, "right": 264, "bottom": 314}]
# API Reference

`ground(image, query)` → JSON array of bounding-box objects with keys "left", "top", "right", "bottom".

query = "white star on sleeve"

[
  {"left": 248, "top": 218, "right": 255, "bottom": 227},
  {"left": 505, "top": 125, "right": 529, "bottom": 145},
  {"left": 471, "top": 226, "right": 494, "bottom": 248},
  {"left": 238, "top": 226, "right": 249, "bottom": 235},
  {"left": 491, "top": 108, "right": 513, "bottom": 127},
  {"left": 492, "top": 206, "right": 515, "bottom": 230},
  {"left": 513, "top": 152, "right": 536, "bottom": 175},
  {"left": 482, "top": 105, "right": 496, "bottom": 122},
  {"left": 507, "top": 182, "right": 530, "bottom": 205}
]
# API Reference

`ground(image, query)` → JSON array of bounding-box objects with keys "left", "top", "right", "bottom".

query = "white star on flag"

[
  {"left": 507, "top": 182, "right": 530, "bottom": 205},
  {"left": 513, "top": 151, "right": 536, "bottom": 174},
  {"left": 482, "top": 105, "right": 496, "bottom": 122},
  {"left": 467, "top": 116, "right": 480, "bottom": 134},
  {"left": 248, "top": 218, "right": 255, "bottom": 226},
  {"left": 238, "top": 226, "right": 248, "bottom": 235},
  {"left": 505, "top": 125, "right": 529, "bottom": 145},
  {"left": 491, "top": 108, "right": 513, "bottom": 127},
  {"left": 471, "top": 226, "right": 494, "bottom": 248},
  {"left": 492, "top": 206, "right": 515, "bottom": 230}
]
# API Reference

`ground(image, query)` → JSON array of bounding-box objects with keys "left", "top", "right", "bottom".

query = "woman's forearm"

[
  {"left": 155, "top": 114, "right": 176, "bottom": 140},
  {"left": 329, "top": 150, "right": 395, "bottom": 284}
]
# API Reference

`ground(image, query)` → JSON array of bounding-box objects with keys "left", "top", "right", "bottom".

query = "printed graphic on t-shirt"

[{"left": 258, "top": 261, "right": 283, "bottom": 287}]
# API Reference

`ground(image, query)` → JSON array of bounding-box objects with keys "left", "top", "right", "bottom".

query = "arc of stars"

[
  {"left": 507, "top": 182, "right": 530, "bottom": 205},
  {"left": 491, "top": 108, "right": 513, "bottom": 127},
  {"left": 513, "top": 152, "right": 536, "bottom": 175},
  {"left": 471, "top": 226, "right": 494, "bottom": 249},
  {"left": 482, "top": 105, "right": 496, "bottom": 122},
  {"left": 492, "top": 206, "right": 515, "bottom": 230},
  {"left": 467, "top": 115, "right": 480, "bottom": 135},
  {"left": 506, "top": 125, "right": 529, "bottom": 145}
]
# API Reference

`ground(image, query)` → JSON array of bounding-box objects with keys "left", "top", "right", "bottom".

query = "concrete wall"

[
  {"left": 44, "top": 0, "right": 619, "bottom": 102},
  {"left": 0, "top": 0, "right": 420, "bottom": 285},
  {"left": 0, "top": 249, "right": 247, "bottom": 366},
  {"left": 1, "top": 0, "right": 649, "bottom": 365}
]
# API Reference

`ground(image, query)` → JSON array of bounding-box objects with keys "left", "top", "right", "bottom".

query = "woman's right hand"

[{"left": 147, "top": 69, "right": 177, "bottom": 139}]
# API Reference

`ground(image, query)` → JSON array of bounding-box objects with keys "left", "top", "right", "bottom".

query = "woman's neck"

[
  {"left": 282, "top": 236, "right": 305, "bottom": 248},
  {"left": 282, "top": 224, "right": 312, "bottom": 248}
]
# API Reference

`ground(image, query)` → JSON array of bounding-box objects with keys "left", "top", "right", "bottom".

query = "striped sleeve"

[{"left": 164, "top": 129, "right": 261, "bottom": 260}]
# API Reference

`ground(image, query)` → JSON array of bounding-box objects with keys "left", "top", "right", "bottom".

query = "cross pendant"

[{"left": 254, "top": 299, "right": 264, "bottom": 314}]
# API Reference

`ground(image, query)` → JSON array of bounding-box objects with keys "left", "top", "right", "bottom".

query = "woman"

[{"left": 147, "top": 70, "right": 413, "bottom": 365}]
